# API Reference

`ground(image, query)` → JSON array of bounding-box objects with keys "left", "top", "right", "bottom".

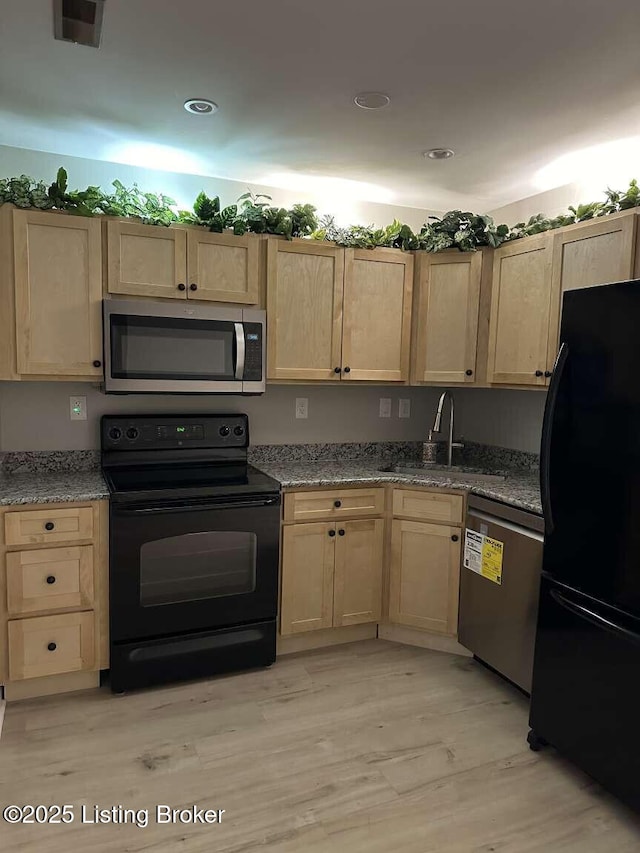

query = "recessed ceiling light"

[
  {"left": 354, "top": 92, "right": 391, "bottom": 110},
  {"left": 184, "top": 98, "right": 218, "bottom": 115},
  {"left": 424, "top": 148, "right": 455, "bottom": 160}
]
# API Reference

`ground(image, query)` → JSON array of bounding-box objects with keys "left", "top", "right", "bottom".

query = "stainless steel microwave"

[{"left": 103, "top": 299, "right": 266, "bottom": 394}]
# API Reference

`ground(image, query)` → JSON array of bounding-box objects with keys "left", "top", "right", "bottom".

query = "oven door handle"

[
  {"left": 114, "top": 496, "right": 280, "bottom": 515},
  {"left": 234, "top": 322, "right": 246, "bottom": 381}
]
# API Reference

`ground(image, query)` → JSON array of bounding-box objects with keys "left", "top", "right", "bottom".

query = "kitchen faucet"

[{"left": 431, "top": 390, "right": 464, "bottom": 467}]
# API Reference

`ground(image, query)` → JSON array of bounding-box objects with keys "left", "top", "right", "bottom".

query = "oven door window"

[
  {"left": 139, "top": 531, "right": 257, "bottom": 606},
  {"left": 110, "top": 315, "right": 236, "bottom": 381}
]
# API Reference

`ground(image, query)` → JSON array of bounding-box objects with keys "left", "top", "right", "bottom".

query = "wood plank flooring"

[{"left": 1, "top": 640, "right": 640, "bottom": 852}]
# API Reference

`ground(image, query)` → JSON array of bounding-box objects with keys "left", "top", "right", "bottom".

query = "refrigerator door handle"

[
  {"left": 540, "top": 342, "right": 569, "bottom": 535},
  {"left": 550, "top": 588, "right": 640, "bottom": 648}
]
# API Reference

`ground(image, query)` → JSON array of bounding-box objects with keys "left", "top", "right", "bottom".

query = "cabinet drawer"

[
  {"left": 8, "top": 611, "right": 95, "bottom": 681},
  {"left": 284, "top": 488, "right": 385, "bottom": 522},
  {"left": 6, "top": 546, "right": 94, "bottom": 616},
  {"left": 392, "top": 489, "right": 463, "bottom": 524},
  {"left": 4, "top": 507, "right": 94, "bottom": 546}
]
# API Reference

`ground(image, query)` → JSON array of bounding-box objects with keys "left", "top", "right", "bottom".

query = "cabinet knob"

[
  {"left": 535, "top": 370, "right": 544, "bottom": 377},
  {"left": 334, "top": 367, "right": 341, "bottom": 374},
  {"left": 334, "top": 500, "right": 342, "bottom": 508},
  {"left": 93, "top": 360, "right": 102, "bottom": 368},
  {"left": 177, "top": 283, "right": 186, "bottom": 291},
  {"left": 190, "top": 283, "right": 198, "bottom": 291},
  {"left": 451, "top": 534, "right": 459, "bottom": 542},
  {"left": 46, "top": 575, "right": 56, "bottom": 585},
  {"left": 465, "top": 369, "right": 473, "bottom": 376},
  {"left": 343, "top": 366, "right": 351, "bottom": 374},
  {"left": 44, "top": 522, "right": 55, "bottom": 531},
  {"left": 338, "top": 529, "right": 345, "bottom": 536},
  {"left": 328, "top": 529, "right": 336, "bottom": 538},
  {"left": 544, "top": 370, "right": 553, "bottom": 378},
  {"left": 47, "top": 642, "right": 57, "bottom": 652}
]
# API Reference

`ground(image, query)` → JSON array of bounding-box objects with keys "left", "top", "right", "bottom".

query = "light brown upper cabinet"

[
  {"left": 267, "top": 240, "right": 344, "bottom": 380},
  {"left": 341, "top": 248, "right": 414, "bottom": 382},
  {"left": 267, "top": 240, "right": 413, "bottom": 382},
  {"left": 411, "top": 250, "right": 482, "bottom": 384},
  {"left": 10, "top": 209, "right": 103, "bottom": 378},
  {"left": 487, "top": 234, "right": 554, "bottom": 386},
  {"left": 106, "top": 221, "right": 260, "bottom": 304}
]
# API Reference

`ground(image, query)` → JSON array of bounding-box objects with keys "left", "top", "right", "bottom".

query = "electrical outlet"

[
  {"left": 295, "top": 397, "right": 308, "bottom": 419},
  {"left": 69, "top": 396, "right": 87, "bottom": 421},
  {"left": 379, "top": 398, "right": 392, "bottom": 418},
  {"left": 398, "top": 399, "right": 411, "bottom": 418}
]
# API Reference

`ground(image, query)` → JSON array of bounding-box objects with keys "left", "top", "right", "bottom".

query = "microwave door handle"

[{"left": 234, "top": 322, "right": 246, "bottom": 381}]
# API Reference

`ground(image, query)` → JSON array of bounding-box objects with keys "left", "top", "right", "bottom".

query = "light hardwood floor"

[{"left": 1, "top": 640, "right": 640, "bottom": 851}]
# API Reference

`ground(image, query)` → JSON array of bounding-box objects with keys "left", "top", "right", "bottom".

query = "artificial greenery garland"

[{"left": 1, "top": 166, "right": 638, "bottom": 252}]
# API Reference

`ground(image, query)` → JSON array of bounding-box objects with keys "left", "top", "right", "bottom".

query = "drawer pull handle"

[
  {"left": 338, "top": 529, "right": 345, "bottom": 536},
  {"left": 328, "top": 529, "right": 336, "bottom": 538},
  {"left": 46, "top": 575, "right": 56, "bottom": 585},
  {"left": 44, "top": 522, "right": 55, "bottom": 531},
  {"left": 334, "top": 500, "right": 342, "bottom": 508},
  {"left": 451, "top": 534, "right": 459, "bottom": 542},
  {"left": 47, "top": 642, "right": 57, "bottom": 652}
]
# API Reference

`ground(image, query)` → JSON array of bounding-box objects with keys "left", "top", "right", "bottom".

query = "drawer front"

[
  {"left": 392, "top": 489, "right": 464, "bottom": 524},
  {"left": 284, "top": 488, "right": 385, "bottom": 522},
  {"left": 4, "top": 507, "right": 94, "bottom": 546},
  {"left": 6, "top": 546, "right": 94, "bottom": 616},
  {"left": 8, "top": 611, "right": 95, "bottom": 681}
]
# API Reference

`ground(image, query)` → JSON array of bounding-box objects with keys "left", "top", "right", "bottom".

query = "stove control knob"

[
  {"left": 126, "top": 427, "right": 139, "bottom": 441},
  {"left": 108, "top": 427, "right": 122, "bottom": 441},
  {"left": 233, "top": 425, "right": 244, "bottom": 436},
  {"left": 219, "top": 426, "right": 230, "bottom": 437}
]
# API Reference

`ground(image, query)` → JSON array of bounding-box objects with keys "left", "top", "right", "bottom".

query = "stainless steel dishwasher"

[{"left": 458, "top": 494, "right": 544, "bottom": 693}]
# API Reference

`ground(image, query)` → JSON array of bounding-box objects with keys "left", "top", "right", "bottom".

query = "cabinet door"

[
  {"left": 412, "top": 251, "right": 482, "bottom": 384},
  {"left": 487, "top": 234, "right": 552, "bottom": 386},
  {"left": 342, "top": 249, "right": 413, "bottom": 381},
  {"left": 280, "top": 523, "right": 336, "bottom": 635},
  {"left": 106, "top": 220, "right": 187, "bottom": 299},
  {"left": 548, "top": 213, "right": 637, "bottom": 371},
  {"left": 267, "top": 240, "right": 344, "bottom": 380},
  {"left": 13, "top": 210, "right": 103, "bottom": 377},
  {"left": 389, "top": 519, "right": 461, "bottom": 635},
  {"left": 333, "top": 518, "right": 384, "bottom": 627},
  {"left": 187, "top": 230, "right": 259, "bottom": 303}
]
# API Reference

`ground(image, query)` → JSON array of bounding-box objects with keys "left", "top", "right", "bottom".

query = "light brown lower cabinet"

[
  {"left": 388, "top": 518, "right": 461, "bottom": 636},
  {"left": 280, "top": 517, "right": 384, "bottom": 635},
  {"left": 7, "top": 611, "right": 95, "bottom": 681}
]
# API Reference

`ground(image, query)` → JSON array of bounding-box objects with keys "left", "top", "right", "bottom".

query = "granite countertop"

[
  {"left": 0, "top": 470, "right": 109, "bottom": 506},
  {"left": 254, "top": 460, "right": 542, "bottom": 515}
]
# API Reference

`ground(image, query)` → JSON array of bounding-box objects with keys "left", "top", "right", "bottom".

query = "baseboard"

[
  {"left": 3, "top": 670, "right": 100, "bottom": 702},
  {"left": 277, "top": 622, "right": 377, "bottom": 655},
  {"left": 378, "top": 623, "right": 473, "bottom": 657}
]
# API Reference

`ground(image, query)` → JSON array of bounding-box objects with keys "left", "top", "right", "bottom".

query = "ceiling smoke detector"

[
  {"left": 184, "top": 99, "right": 218, "bottom": 116},
  {"left": 424, "top": 148, "right": 456, "bottom": 160},
  {"left": 354, "top": 92, "right": 391, "bottom": 110},
  {"left": 53, "top": 0, "right": 105, "bottom": 48}
]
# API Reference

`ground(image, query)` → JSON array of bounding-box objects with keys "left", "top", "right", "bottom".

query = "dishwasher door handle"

[{"left": 466, "top": 510, "right": 544, "bottom": 542}]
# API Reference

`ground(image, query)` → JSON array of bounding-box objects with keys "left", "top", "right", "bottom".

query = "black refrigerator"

[{"left": 529, "top": 278, "right": 640, "bottom": 812}]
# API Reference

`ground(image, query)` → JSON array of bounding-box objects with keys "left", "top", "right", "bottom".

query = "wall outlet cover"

[
  {"left": 295, "top": 397, "right": 308, "bottom": 419},
  {"left": 69, "top": 396, "right": 87, "bottom": 421},
  {"left": 398, "top": 399, "right": 411, "bottom": 418},
  {"left": 379, "top": 398, "right": 392, "bottom": 418}
]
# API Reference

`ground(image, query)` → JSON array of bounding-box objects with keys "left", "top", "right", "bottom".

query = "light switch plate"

[
  {"left": 70, "top": 396, "right": 87, "bottom": 421},
  {"left": 379, "top": 398, "right": 392, "bottom": 418},
  {"left": 295, "top": 397, "right": 308, "bottom": 419},
  {"left": 398, "top": 399, "right": 411, "bottom": 418}
]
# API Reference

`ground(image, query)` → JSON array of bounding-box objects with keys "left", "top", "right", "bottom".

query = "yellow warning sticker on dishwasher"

[{"left": 464, "top": 530, "right": 503, "bottom": 585}]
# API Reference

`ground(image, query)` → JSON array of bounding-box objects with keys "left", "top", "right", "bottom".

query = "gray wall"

[{"left": 0, "top": 382, "right": 545, "bottom": 453}]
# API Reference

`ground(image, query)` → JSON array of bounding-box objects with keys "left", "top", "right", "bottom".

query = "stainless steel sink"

[{"left": 378, "top": 463, "right": 506, "bottom": 484}]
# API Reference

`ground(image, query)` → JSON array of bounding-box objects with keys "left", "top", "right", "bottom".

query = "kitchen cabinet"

[
  {"left": 267, "top": 240, "right": 413, "bottom": 382},
  {"left": 280, "top": 488, "right": 385, "bottom": 636},
  {"left": 107, "top": 220, "right": 260, "bottom": 304},
  {"left": 487, "top": 234, "right": 554, "bottom": 386},
  {"left": 8, "top": 209, "right": 103, "bottom": 379},
  {"left": 411, "top": 250, "right": 482, "bottom": 384}
]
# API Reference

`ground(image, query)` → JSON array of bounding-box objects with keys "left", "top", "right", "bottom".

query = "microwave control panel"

[{"left": 243, "top": 323, "right": 263, "bottom": 382}]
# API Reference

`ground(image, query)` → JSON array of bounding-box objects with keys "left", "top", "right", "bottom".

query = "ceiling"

[{"left": 1, "top": 0, "right": 640, "bottom": 212}]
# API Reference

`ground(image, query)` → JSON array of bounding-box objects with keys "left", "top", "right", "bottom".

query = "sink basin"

[{"left": 378, "top": 463, "right": 506, "bottom": 484}]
